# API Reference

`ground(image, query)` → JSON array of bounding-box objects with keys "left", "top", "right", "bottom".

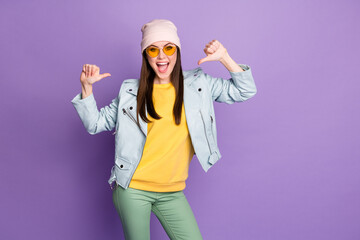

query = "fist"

[
  {"left": 80, "top": 64, "right": 111, "bottom": 86},
  {"left": 198, "top": 40, "right": 228, "bottom": 65}
]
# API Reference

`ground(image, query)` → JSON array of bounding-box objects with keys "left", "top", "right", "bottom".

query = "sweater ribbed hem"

[{"left": 128, "top": 179, "right": 185, "bottom": 192}]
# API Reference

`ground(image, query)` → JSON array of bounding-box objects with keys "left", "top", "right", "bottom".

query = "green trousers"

[{"left": 112, "top": 184, "right": 203, "bottom": 240}]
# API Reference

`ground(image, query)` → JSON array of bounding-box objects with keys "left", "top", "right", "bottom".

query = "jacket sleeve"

[
  {"left": 71, "top": 88, "right": 121, "bottom": 135},
  {"left": 204, "top": 63, "right": 257, "bottom": 104}
]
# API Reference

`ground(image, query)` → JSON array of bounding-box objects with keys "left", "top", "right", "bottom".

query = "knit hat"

[{"left": 140, "top": 19, "right": 181, "bottom": 54}]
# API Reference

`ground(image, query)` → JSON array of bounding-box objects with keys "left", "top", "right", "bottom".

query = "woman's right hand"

[{"left": 80, "top": 64, "right": 111, "bottom": 86}]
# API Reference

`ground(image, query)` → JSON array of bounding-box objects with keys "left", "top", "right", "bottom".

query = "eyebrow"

[{"left": 148, "top": 43, "right": 174, "bottom": 48}]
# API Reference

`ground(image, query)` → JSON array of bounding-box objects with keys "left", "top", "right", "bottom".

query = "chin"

[{"left": 156, "top": 73, "right": 170, "bottom": 79}]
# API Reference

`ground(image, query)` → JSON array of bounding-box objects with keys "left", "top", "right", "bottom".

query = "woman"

[{"left": 71, "top": 19, "right": 257, "bottom": 240}]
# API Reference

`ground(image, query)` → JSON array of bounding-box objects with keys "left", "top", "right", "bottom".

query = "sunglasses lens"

[
  {"left": 164, "top": 45, "right": 176, "bottom": 56},
  {"left": 146, "top": 47, "right": 159, "bottom": 57},
  {"left": 146, "top": 45, "right": 176, "bottom": 57}
]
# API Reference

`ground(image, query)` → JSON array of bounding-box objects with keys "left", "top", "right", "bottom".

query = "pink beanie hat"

[{"left": 140, "top": 19, "right": 181, "bottom": 54}]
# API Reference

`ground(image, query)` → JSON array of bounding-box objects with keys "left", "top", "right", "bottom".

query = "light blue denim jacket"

[{"left": 71, "top": 63, "right": 257, "bottom": 190}]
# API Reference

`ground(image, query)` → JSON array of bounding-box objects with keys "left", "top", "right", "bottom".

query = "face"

[{"left": 145, "top": 41, "right": 177, "bottom": 83}]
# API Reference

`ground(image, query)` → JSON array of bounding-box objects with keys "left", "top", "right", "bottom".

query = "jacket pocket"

[
  {"left": 210, "top": 114, "right": 215, "bottom": 140},
  {"left": 199, "top": 110, "right": 212, "bottom": 154},
  {"left": 112, "top": 120, "right": 119, "bottom": 135},
  {"left": 199, "top": 110, "right": 218, "bottom": 153},
  {"left": 199, "top": 109, "right": 221, "bottom": 165},
  {"left": 115, "top": 156, "right": 132, "bottom": 170},
  {"left": 114, "top": 156, "right": 133, "bottom": 187}
]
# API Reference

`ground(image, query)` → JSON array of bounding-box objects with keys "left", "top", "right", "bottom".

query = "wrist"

[
  {"left": 81, "top": 84, "right": 93, "bottom": 99},
  {"left": 219, "top": 50, "right": 231, "bottom": 65},
  {"left": 81, "top": 83, "right": 92, "bottom": 91},
  {"left": 219, "top": 51, "right": 244, "bottom": 72}
]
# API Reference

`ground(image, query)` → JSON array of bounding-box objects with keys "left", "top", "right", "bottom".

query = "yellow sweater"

[{"left": 128, "top": 82, "right": 195, "bottom": 192}]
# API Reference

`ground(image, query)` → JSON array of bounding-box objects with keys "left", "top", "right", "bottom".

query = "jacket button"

[
  {"left": 198, "top": 88, "right": 202, "bottom": 91},
  {"left": 120, "top": 164, "right": 123, "bottom": 168},
  {"left": 130, "top": 106, "right": 133, "bottom": 110},
  {"left": 129, "top": 89, "right": 132, "bottom": 91}
]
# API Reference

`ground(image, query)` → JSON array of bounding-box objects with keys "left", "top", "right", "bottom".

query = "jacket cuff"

[
  {"left": 70, "top": 92, "right": 99, "bottom": 130},
  {"left": 229, "top": 63, "right": 250, "bottom": 75},
  {"left": 71, "top": 92, "right": 99, "bottom": 113},
  {"left": 229, "top": 64, "right": 257, "bottom": 99},
  {"left": 228, "top": 63, "right": 257, "bottom": 96},
  {"left": 71, "top": 92, "right": 95, "bottom": 105}
]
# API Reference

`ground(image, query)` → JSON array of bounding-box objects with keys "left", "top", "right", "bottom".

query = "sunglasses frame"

[{"left": 145, "top": 44, "right": 177, "bottom": 58}]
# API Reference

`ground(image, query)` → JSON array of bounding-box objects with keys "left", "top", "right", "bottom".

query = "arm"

[
  {"left": 198, "top": 40, "right": 257, "bottom": 103},
  {"left": 205, "top": 62, "right": 257, "bottom": 103},
  {"left": 71, "top": 88, "right": 120, "bottom": 135}
]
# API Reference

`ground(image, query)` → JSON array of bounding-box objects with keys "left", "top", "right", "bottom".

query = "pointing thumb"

[
  {"left": 99, "top": 73, "right": 111, "bottom": 80},
  {"left": 93, "top": 73, "right": 111, "bottom": 84},
  {"left": 198, "top": 57, "right": 210, "bottom": 65}
]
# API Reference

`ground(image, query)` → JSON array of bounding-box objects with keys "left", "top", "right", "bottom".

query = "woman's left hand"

[{"left": 198, "top": 40, "right": 228, "bottom": 65}]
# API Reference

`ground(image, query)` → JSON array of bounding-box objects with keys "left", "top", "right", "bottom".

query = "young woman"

[{"left": 71, "top": 19, "right": 257, "bottom": 240}]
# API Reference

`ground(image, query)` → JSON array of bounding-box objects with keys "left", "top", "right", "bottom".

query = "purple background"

[{"left": 1, "top": 0, "right": 359, "bottom": 239}]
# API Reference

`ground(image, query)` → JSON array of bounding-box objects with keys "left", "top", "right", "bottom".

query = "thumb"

[
  {"left": 100, "top": 73, "right": 111, "bottom": 79},
  {"left": 98, "top": 73, "right": 112, "bottom": 80},
  {"left": 198, "top": 56, "right": 210, "bottom": 65},
  {"left": 92, "top": 73, "right": 111, "bottom": 84}
]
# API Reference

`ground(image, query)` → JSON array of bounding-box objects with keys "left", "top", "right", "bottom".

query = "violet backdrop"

[{"left": 1, "top": 0, "right": 359, "bottom": 239}]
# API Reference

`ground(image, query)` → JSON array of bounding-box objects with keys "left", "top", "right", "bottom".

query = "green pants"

[{"left": 112, "top": 184, "right": 203, "bottom": 240}]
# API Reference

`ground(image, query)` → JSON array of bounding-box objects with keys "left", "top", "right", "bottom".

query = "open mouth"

[{"left": 156, "top": 62, "right": 169, "bottom": 73}]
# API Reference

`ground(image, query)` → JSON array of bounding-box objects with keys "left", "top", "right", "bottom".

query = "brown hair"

[{"left": 136, "top": 46, "right": 184, "bottom": 127}]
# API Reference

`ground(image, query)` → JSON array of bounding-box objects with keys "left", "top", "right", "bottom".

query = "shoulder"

[
  {"left": 120, "top": 78, "right": 139, "bottom": 89},
  {"left": 183, "top": 66, "right": 204, "bottom": 78},
  {"left": 183, "top": 66, "right": 206, "bottom": 85},
  {"left": 115, "top": 78, "right": 139, "bottom": 97},
  {"left": 122, "top": 78, "right": 139, "bottom": 84}
]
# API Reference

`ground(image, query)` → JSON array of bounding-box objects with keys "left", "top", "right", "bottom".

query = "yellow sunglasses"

[{"left": 145, "top": 45, "right": 176, "bottom": 58}]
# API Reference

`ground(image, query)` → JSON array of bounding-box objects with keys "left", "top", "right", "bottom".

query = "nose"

[{"left": 158, "top": 49, "right": 166, "bottom": 59}]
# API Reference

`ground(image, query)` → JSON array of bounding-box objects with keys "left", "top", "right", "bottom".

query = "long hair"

[{"left": 136, "top": 46, "right": 184, "bottom": 127}]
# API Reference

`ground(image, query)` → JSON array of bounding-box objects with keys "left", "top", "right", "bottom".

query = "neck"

[{"left": 154, "top": 76, "right": 171, "bottom": 84}]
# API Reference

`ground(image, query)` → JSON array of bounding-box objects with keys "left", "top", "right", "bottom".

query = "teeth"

[{"left": 157, "top": 63, "right": 168, "bottom": 65}]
